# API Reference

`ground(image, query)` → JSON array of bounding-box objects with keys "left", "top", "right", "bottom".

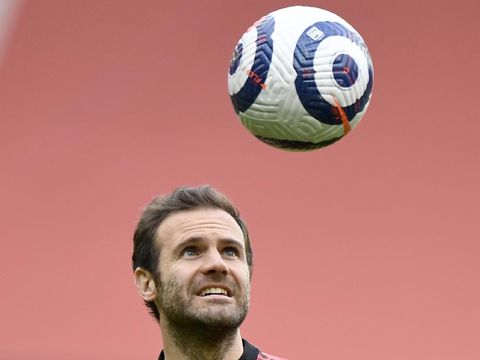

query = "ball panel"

[
  {"left": 228, "top": 27, "right": 257, "bottom": 94},
  {"left": 294, "top": 21, "right": 372, "bottom": 125},
  {"left": 229, "top": 15, "right": 275, "bottom": 114},
  {"left": 238, "top": 108, "right": 347, "bottom": 144}
]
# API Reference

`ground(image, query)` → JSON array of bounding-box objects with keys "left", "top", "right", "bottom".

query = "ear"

[{"left": 134, "top": 267, "right": 158, "bottom": 302}]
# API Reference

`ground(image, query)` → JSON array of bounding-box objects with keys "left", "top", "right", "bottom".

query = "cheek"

[
  {"left": 232, "top": 263, "right": 251, "bottom": 286},
  {"left": 170, "top": 263, "right": 199, "bottom": 290}
]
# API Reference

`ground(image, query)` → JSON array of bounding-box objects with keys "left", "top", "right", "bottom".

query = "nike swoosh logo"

[{"left": 333, "top": 96, "right": 351, "bottom": 135}]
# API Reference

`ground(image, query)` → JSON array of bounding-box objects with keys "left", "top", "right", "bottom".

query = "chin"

[{"left": 190, "top": 308, "right": 247, "bottom": 329}]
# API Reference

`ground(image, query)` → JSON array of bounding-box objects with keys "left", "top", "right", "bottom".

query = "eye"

[
  {"left": 182, "top": 246, "right": 199, "bottom": 257},
  {"left": 223, "top": 247, "right": 239, "bottom": 257}
]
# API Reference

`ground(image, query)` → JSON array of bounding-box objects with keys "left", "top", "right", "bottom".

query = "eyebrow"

[{"left": 172, "top": 236, "right": 245, "bottom": 254}]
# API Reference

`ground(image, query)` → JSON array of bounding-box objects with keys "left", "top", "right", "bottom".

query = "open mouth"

[{"left": 198, "top": 287, "right": 230, "bottom": 297}]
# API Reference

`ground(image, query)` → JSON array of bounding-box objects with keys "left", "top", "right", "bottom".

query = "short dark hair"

[{"left": 132, "top": 185, "right": 253, "bottom": 321}]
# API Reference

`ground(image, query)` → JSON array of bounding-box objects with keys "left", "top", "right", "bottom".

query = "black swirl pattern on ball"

[
  {"left": 294, "top": 21, "right": 373, "bottom": 125},
  {"left": 229, "top": 16, "right": 275, "bottom": 114},
  {"left": 332, "top": 53, "right": 358, "bottom": 87},
  {"left": 255, "top": 135, "right": 343, "bottom": 150}
]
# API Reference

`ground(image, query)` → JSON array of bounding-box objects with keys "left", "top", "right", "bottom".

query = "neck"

[{"left": 160, "top": 319, "right": 244, "bottom": 360}]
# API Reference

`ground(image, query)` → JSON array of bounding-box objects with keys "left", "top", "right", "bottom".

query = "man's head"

[{"left": 132, "top": 185, "right": 253, "bottom": 326}]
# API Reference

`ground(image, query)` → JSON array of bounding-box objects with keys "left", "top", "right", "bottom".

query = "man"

[{"left": 132, "top": 185, "right": 286, "bottom": 360}]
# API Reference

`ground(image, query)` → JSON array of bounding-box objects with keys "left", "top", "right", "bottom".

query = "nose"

[{"left": 200, "top": 249, "right": 229, "bottom": 276}]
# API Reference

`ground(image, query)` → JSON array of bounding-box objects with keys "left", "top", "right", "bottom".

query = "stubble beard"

[{"left": 156, "top": 275, "right": 250, "bottom": 345}]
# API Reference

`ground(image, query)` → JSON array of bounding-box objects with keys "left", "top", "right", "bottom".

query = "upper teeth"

[{"left": 200, "top": 287, "right": 228, "bottom": 296}]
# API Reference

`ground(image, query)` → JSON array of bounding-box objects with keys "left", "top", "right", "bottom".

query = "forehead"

[{"left": 154, "top": 207, "right": 244, "bottom": 249}]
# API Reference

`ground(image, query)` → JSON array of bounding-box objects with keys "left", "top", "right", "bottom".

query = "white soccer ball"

[{"left": 227, "top": 6, "right": 374, "bottom": 151}]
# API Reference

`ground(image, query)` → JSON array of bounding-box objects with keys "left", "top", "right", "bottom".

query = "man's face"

[{"left": 153, "top": 207, "right": 251, "bottom": 329}]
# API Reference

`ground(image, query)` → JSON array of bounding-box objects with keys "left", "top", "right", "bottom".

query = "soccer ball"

[{"left": 227, "top": 6, "right": 374, "bottom": 151}]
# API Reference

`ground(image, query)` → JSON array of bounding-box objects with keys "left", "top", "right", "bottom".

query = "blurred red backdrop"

[{"left": 1, "top": 0, "right": 479, "bottom": 359}]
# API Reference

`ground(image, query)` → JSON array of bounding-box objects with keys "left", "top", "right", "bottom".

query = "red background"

[{"left": 1, "top": 0, "right": 479, "bottom": 359}]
